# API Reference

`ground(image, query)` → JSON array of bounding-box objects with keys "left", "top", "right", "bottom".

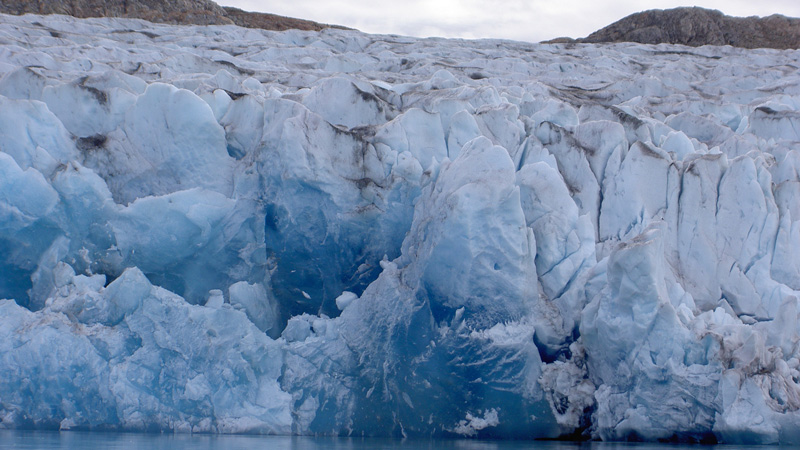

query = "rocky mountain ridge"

[
  {"left": 2, "top": 2, "right": 798, "bottom": 49},
  {"left": 576, "top": 7, "right": 800, "bottom": 49},
  {"left": 0, "top": 0, "right": 347, "bottom": 31}
]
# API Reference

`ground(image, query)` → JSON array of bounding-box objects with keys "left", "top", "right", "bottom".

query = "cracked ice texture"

[{"left": 1, "top": 12, "right": 800, "bottom": 443}]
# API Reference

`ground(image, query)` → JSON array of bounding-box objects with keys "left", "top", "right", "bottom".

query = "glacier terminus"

[{"left": 1, "top": 12, "right": 800, "bottom": 444}]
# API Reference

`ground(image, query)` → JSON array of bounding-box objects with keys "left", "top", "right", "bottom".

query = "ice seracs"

[
  {"left": 0, "top": 12, "right": 800, "bottom": 443},
  {"left": 0, "top": 267, "right": 292, "bottom": 433}
]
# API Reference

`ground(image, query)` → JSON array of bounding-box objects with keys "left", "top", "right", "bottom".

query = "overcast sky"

[{"left": 218, "top": 0, "right": 800, "bottom": 43}]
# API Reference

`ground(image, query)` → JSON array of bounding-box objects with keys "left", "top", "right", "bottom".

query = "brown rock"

[
  {"left": 579, "top": 7, "right": 800, "bottom": 49},
  {"left": 541, "top": 37, "right": 577, "bottom": 44},
  {"left": 222, "top": 7, "right": 347, "bottom": 32},
  {"left": 0, "top": 0, "right": 231, "bottom": 24},
  {"left": 0, "top": 0, "right": 347, "bottom": 31}
]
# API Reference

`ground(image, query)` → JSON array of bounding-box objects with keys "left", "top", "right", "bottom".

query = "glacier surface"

[{"left": 1, "top": 13, "right": 800, "bottom": 443}]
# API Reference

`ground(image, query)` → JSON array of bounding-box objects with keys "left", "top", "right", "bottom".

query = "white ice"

[{"left": 0, "top": 12, "right": 800, "bottom": 443}]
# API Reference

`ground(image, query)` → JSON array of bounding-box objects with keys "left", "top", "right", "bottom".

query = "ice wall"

[{"left": 1, "top": 13, "right": 800, "bottom": 443}]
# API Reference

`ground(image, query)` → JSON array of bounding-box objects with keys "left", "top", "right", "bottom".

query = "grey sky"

[{"left": 219, "top": 0, "right": 800, "bottom": 43}]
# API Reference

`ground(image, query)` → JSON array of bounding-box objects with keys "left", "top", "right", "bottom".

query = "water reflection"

[{"left": 0, "top": 431, "right": 788, "bottom": 450}]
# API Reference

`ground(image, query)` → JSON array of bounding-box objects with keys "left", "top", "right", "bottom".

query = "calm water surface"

[{"left": 0, "top": 431, "right": 792, "bottom": 450}]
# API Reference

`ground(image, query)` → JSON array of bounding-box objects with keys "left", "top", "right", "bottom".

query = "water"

[{"left": 0, "top": 432, "right": 791, "bottom": 450}]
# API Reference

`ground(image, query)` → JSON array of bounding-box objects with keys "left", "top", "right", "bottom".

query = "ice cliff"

[{"left": 1, "top": 13, "right": 800, "bottom": 444}]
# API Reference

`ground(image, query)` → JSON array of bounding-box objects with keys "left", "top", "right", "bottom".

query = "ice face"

[
  {"left": 0, "top": 267, "right": 292, "bottom": 433},
  {"left": 1, "top": 13, "right": 800, "bottom": 443},
  {"left": 280, "top": 137, "right": 558, "bottom": 437}
]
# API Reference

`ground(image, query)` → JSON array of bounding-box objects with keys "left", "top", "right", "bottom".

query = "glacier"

[{"left": 1, "top": 12, "right": 800, "bottom": 443}]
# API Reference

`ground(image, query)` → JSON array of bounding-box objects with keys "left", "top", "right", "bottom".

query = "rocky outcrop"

[
  {"left": 579, "top": 7, "right": 800, "bottom": 49},
  {"left": 222, "top": 7, "right": 346, "bottom": 32},
  {"left": 0, "top": 0, "right": 345, "bottom": 30}
]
